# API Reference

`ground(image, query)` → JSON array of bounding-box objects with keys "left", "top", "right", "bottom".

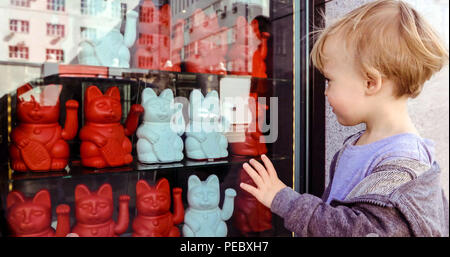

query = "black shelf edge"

[{"left": 7, "top": 154, "right": 291, "bottom": 183}]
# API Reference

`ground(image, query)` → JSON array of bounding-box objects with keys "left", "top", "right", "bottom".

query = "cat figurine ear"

[
  {"left": 205, "top": 174, "right": 219, "bottom": 189},
  {"left": 32, "top": 189, "right": 51, "bottom": 209},
  {"left": 156, "top": 178, "right": 170, "bottom": 193},
  {"left": 85, "top": 85, "right": 104, "bottom": 103},
  {"left": 141, "top": 88, "right": 158, "bottom": 105},
  {"left": 97, "top": 183, "right": 113, "bottom": 201},
  {"left": 159, "top": 88, "right": 174, "bottom": 101},
  {"left": 136, "top": 179, "right": 152, "bottom": 196},
  {"left": 75, "top": 184, "right": 92, "bottom": 202},
  {"left": 105, "top": 87, "right": 121, "bottom": 101},
  {"left": 6, "top": 191, "right": 26, "bottom": 209},
  {"left": 188, "top": 175, "right": 202, "bottom": 188}
]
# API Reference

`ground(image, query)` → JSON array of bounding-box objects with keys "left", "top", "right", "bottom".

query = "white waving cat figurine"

[
  {"left": 183, "top": 174, "right": 236, "bottom": 237},
  {"left": 137, "top": 88, "right": 184, "bottom": 164},
  {"left": 185, "top": 89, "right": 228, "bottom": 160}
]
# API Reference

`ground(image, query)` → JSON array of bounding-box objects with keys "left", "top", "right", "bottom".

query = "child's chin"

[{"left": 336, "top": 116, "right": 357, "bottom": 127}]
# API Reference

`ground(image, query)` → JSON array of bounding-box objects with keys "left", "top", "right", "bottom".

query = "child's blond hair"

[{"left": 311, "top": 0, "right": 449, "bottom": 98}]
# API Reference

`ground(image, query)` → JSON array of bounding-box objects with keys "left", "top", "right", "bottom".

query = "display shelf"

[
  {"left": 41, "top": 63, "right": 293, "bottom": 84},
  {"left": 6, "top": 154, "right": 290, "bottom": 183}
]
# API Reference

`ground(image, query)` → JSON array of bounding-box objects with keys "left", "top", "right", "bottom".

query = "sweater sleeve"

[{"left": 270, "top": 187, "right": 412, "bottom": 237}]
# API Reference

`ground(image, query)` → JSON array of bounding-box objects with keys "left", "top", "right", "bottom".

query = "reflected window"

[
  {"left": 10, "top": 20, "right": 29, "bottom": 33},
  {"left": 46, "top": 49, "right": 64, "bottom": 62},
  {"left": 81, "top": 0, "right": 96, "bottom": 15},
  {"left": 80, "top": 27, "right": 96, "bottom": 41},
  {"left": 9, "top": 45, "right": 29, "bottom": 60},
  {"left": 121, "top": 3, "right": 127, "bottom": 20},
  {"left": 46, "top": 23, "right": 65, "bottom": 37},
  {"left": 10, "top": 0, "right": 30, "bottom": 7},
  {"left": 47, "top": 0, "right": 65, "bottom": 12}
]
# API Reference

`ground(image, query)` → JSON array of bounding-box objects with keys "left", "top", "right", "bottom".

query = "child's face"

[{"left": 322, "top": 35, "right": 368, "bottom": 126}]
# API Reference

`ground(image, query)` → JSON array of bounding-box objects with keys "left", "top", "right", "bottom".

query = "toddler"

[{"left": 240, "top": 0, "right": 449, "bottom": 237}]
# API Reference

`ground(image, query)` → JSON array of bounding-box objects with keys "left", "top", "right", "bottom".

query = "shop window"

[
  {"left": 47, "top": 0, "right": 65, "bottom": 12},
  {"left": 10, "top": 20, "right": 29, "bottom": 33},
  {"left": 47, "top": 23, "right": 65, "bottom": 37},
  {"left": 80, "top": 27, "right": 96, "bottom": 41},
  {"left": 9, "top": 45, "right": 29, "bottom": 59},
  {"left": 10, "top": 0, "right": 30, "bottom": 7},
  {"left": 46, "top": 49, "right": 64, "bottom": 62}
]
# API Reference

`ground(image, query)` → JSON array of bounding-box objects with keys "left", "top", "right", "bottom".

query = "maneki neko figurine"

[
  {"left": 230, "top": 93, "right": 268, "bottom": 157},
  {"left": 185, "top": 89, "right": 228, "bottom": 160},
  {"left": 228, "top": 16, "right": 260, "bottom": 76},
  {"left": 137, "top": 88, "right": 184, "bottom": 164},
  {"left": 132, "top": 178, "right": 184, "bottom": 237},
  {"left": 77, "top": 0, "right": 138, "bottom": 68},
  {"left": 233, "top": 167, "right": 272, "bottom": 236},
  {"left": 6, "top": 189, "right": 71, "bottom": 237},
  {"left": 9, "top": 84, "right": 79, "bottom": 172},
  {"left": 71, "top": 183, "right": 130, "bottom": 237},
  {"left": 183, "top": 174, "right": 236, "bottom": 237},
  {"left": 80, "top": 85, "right": 143, "bottom": 168},
  {"left": 185, "top": 8, "right": 228, "bottom": 75}
]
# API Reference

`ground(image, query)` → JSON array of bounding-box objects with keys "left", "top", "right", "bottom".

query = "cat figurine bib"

[
  {"left": 9, "top": 84, "right": 79, "bottom": 172},
  {"left": 6, "top": 189, "right": 70, "bottom": 237},
  {"left": 132, "top": 178, "right": 184, "bottom": 237},
  {"left": 137, "top": 88, "right": 184, "bottom": 164},
  {"left": 72, "top": 183, "right": 130, "bottom": 237},
  {"left": 80, "top": 85, "right": 143, "bottom": 168},
  {"left": 185, "top": 90, "right": 228, "bottom": 160},
  {"left": 183, "top": 174, "right": 236, "bottom": 237}
]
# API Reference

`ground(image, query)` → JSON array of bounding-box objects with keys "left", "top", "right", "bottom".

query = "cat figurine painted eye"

[
  {"left": 71, "top": 183, "right": 130, "bottom": 237},
  {"left": 132, "top": 178, "right": 184, "bottom": 237},
  {"left": 183, "top": 174, "right": 236, "bottom": 237},
  {"left": 79, "top": 85, "right": 143, "bottom": 168},
  {"left": 185, "top": 89, "right": 229, "bottom": 161},
  {"left": 6, "top": 189, "right": 71, "bottom": 237},
  {"left": 137, "top": 88, "right": 184, "bottom": 164},
  {"left": 9, "top": 83, "right": 79, "bottom": 172}
]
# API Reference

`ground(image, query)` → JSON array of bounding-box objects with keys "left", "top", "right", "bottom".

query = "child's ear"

[{"left": 364, "top": 71, "right": 383, "bottom": 96}]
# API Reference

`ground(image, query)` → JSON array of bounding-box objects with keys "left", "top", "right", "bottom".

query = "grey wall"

[{"left": 323, "top": 0, "right": 450, "bottom": 199}]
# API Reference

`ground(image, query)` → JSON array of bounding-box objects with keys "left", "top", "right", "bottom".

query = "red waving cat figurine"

[
  {"left": 6, "top": 189, "right": 71, "bottom": 237},
  {"left": 9, "top": 84, "right": 79, "bottom": 172},
  {"left": 72, "top": 183, "right": 130, "bottom": 237},
  {"left": 80, "top": 85, "right": 143, "bottom": 168},
  {"left": 132, "top": 178, "right": 184, "bottom": 237}
]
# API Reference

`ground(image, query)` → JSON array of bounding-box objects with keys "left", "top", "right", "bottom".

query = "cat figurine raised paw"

[
  {"left": 183, "top": 174, "right": 236, "bottom": 237},
  {"left": 80, "top": 85, "right": 143, "bottom": 168},
  {"left": 132, "top": 178, "right": 184, "bottom": 237},
  {"left": 6, "top": 189, "right": 71, "bottom": 237},
  {"left": 137, "top": 88, "right": 184, "bottom": 164},
  {"left": 9, "top": 84, "right": 79, "bottom": 172},
  {"left": 72, "top": 183, "right": 130, "bottom": 237},
  {"left": 185, "top": 89, "right": 228, "bottom": 161}
]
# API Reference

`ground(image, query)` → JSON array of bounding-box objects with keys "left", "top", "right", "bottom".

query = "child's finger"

[
  {"left": 240, "top": 182, "right": 259, "bottom": 198},
  {"left": 249, "top": 158, "right": 269, "bottom": 182},
  {"left": 243, "top": 163, "right": 264, "bottom": 188},
  {"left": 261, "top": 154, "right": 277, "bottom": 178}
]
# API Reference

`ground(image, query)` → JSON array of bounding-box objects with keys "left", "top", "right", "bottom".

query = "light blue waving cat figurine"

[
  {"left": 137, "top": 88, "right": 185, "bottom": 164},
  {"left": 183, "top": 174, "right": 236, "bottom": 237},
  {"left": 185, "top": 89, "right": 228, "bottom": 160}
]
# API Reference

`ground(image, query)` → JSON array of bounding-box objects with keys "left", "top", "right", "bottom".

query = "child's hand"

[{"left": 240, "top": 154, "right": 287, "bottom": 208}]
